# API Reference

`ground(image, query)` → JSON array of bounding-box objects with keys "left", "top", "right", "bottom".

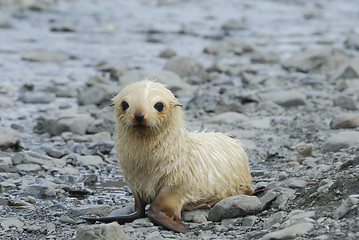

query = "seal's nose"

[{"left": 134, "top": 112, "right": 144, "bottom": 122}]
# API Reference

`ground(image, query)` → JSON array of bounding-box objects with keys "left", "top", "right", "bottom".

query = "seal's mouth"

[{"left": 133, "top": 124, "right": 148, "bottom": 129}]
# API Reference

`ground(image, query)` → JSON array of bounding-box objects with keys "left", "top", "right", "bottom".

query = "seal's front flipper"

[
  {"left": 81, "top": 191, "right": 146, "bottom": 225},
  {"left": 147, "top": 190, "right": 189, "bottom": 233}
]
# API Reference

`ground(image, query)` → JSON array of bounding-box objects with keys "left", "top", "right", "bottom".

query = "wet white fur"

[{"left": 112, "top": 80, "right": 252, "bottom": 208}]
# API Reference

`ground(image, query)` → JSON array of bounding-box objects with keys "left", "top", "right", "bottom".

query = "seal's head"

[{"left": 112, "top": 80, "right": 182, "bottom": 135}]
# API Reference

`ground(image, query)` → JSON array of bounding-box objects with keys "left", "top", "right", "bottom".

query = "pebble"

[
  {"left": 163, "top": 56, "right": 207, "bottom": 81},
  {"left": 75, "top": 222, "right": 127, "bottom": 240},
  {"left": 333, "top": 95, "right": 358, "bottom": 110},
  {"left": 68, "top": 204, "right": 112, "bottom": 218},
  {"left": 298, "top": 143, "right": 314, "bottom": 159},
  {"left": 263, "top": 211, "right": 286, "bottom": 229},
  {"left": 77, "top": 155, "right": 105, "bottom": 168},
  {"left": 43, "top": 114, "right": 94, "bottom": 136},
  {"left": 182, "top": 209, "right": 209, "bottom": 223},
  {"left": 18, "top": 92, "right": 56, "bottom": 104},
  {"left": 259, "top": 90, "right": 306, "bottom": 107},
  {"left": 0, "top": 126, "right": 20, "bottom": 150},
  {"left": 221, "top": 19, "right": 247, "bottom": 31},
  {"left": 0, "top": 217, "right": 24, "bottom": 230},
  {"left": 22, "top": 50, "right": 66, "bottom": 62},
  {"left": 251, "top": 51, "right": 278, "bottom": 64},
  {"left": 262, "top": 222, "right": 314, "bottom": 240},
  {"left": 330, "top": 113, "right": 359, "bottom": 129},
  {"left": 323, "top": 131, "right": 359, "bottom": 153},
  {"left": 208, "top": 195, "right": 262, "bottom": 222},
  {"left": 282, "top": 48, "right": 347, "bottom": 73}
]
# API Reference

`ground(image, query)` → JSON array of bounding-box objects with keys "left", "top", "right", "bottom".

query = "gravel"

[{"left": 1, "top": 0, "right": 359, "bottom": 239}]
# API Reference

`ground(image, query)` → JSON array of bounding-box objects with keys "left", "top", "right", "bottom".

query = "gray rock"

[
  {"left": 323, "top": 131, "right": 359, "bottom": 153},
  {"left": 282, "top": 48, "right": 348, "bottom": 73},
  {"left": 77, "top": 83, "right": 120, "bottom": 106},
  {"left": 204, "top": 38, "right": 254, "bottom": 55},
  {"left": 262, "top": 222, "right": 314, "bottom": 240},
  {"left": 131, "top": 218, "right": 154, "bottom": 228},
  {"left": 75, "top": 222, "right": 127, "bottom": 240},
  {"left": 208, "top": 195, "right": 262, "bottom": 222},
  {"left": 120, "top": 70, "right": 194, "bottom": 98},
  {"left": 259, "top": 90, "right": 306, "bottom": 107},
  {"left": 97, "top": 61, "right": 128, "bottom": 81},
  {"left": 257, "top": 101, "right": 283, "bottom": 113},
  {"left": 345, "top": 35, "right": 359, "bottom": 50},
  {"left": 0, "top": 97, "right": 14, "bottom": 108},
  {"left": 25, "top": 185, "right": 53, "bottom": 198},
  {"left": 0, "top": 127, "right": 20, "bottom": 150},
  {"left": 221, "top": 19, "right": 247, "bottom": 31},
  {"left": 163, "top": 56, "right": 207, "bottom": 81},
  {"left": 333, "top": 196, "right": 358, "bottom": 219},
  {"left": 77, "top": 155, "right": 105, "bottom": 168},
  {"left": 0, "top": 218, "right": 24, "bottom": 230},
  {"left": 330, "top": 113, "right": 359, "bottom": 129},
  {"left": 50, "top": 24, "right": 76, "bottom": 32},
  {"left": 18, "top": 92, "right": 55, "bottom": 104},
  {"left": 263, "top": 211, "right": 286, "bottom": 229},
  {"left": 284, "top": 210, "right": 315, "bottom": 223},
  {"left": 331, "top": 59, "right": 359, "bottom": 80},
  {"left": 15, "top": 163, "right": 41, "bottom": 172},
  {"left": 69, "top": 205, "right": 112, "bottom": 218},
  {"left": 109, "top": 205, "right": 134, "bottom": 216},
  {"left": 41, "top": 114, "right": 94, "bottom": 136},
  {"left": 159, "top": 48, "right": 176, "bottom": 58},
  {"left": 207, "top": 111, "right": 248, "bottom": 125},
  {"left": 182, "top": 209, "right": 209, "bottom": 223},
  {"left": 242, "top": 216, "right": 257, "bottom": 227},
  {"left": 260, "top": 190, "right": 278, "bottom": 210},
  {"left": 87, "top": 119, "right": 115, "bottom": 135},
  {"left": 282, "top": 178, "right": 307, "bottom": 189},
  {"left": 251, "top": 51, "right": 278, "bottom": 64},
  {"left": 22, "top": 50, "right": 66, "bottom": 62},
  {"left": 298, "top": 144, "right": 314, "bottom": 159},
  {"left": 59, "top": 215, "right": 76, "bottom": 224},
  {"left": 87, "top": 132, "right": 112, "bottom": 143},
  {"left": 88, "top": 141, "right": 114, "bottom": 155},
  {"left": 42, "top": 145, "right": 67, "bottom": 158},
  {"left": 333, "top": 95, "right": 358, "bottom": 110}
]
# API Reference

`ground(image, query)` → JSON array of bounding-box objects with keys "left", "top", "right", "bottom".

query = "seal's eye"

[
  {"left": 154, "top": 102, "right": 164, "bottom": 112},
  {"left": 121, "top": 101, "right": 129, "bottom": 111}
]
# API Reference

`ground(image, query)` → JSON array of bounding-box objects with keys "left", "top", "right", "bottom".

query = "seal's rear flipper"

[{"left": 148, "top": 190, "right": 189, "bottom": 233}]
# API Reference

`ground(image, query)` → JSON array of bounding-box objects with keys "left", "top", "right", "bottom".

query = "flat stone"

[
  {"left": 69, "top": 205, "right": 112, "bottom": 218},
  {"left": 298, "top": 144, "right": 314, "bottom": 159},
  {"left": 282, "top": 48, "right": 348, "bottom": 73},
  {"left": 323, "top": 131, "right": 359, "bottom": 153},
  {"left": 330, "top": 113, "right": 359, "bottom": 129},
  {"left": 262, "top": 222, "right": 314, "bottom": 240},
  {"left": 260, "top": 190, "right": 278, "bottom": 210},
  {"left": 15, "top": 163, "right": 41, "bottom": 172},
  {"left": 259, "top": 90, "right": 306, "bottom": 107},
  {"left": 22, "top": 50, "right": 66, "bottom": 62},
  {"left": 163, "top": 56, "right": 207, "bottom": 80},
  {"left": 208, "top": 195, "right": 262, "bottom": 222},
  {"left": 282, "top": 178, "right": 307, "bottom": 189},
  {"left": 263, "top": 211, "right": 286, "bottom": 229},
  {"left": 0, "top": 127, "right": 20, "bottom": 150},
  {"left": 77, "top": 155, "right": 105, "bottom": 168},
  {"left": 333, "top": 95, "right": 358, "bottom": 110},
  {"left": 18, "top": 92, "right": 55, "bottom": 104},
  {"left": 207, "top": 111, "right": 249, "bottom": 124},
  {"left": 42, "top": 114, "right": 94, "bottom": 136},
  {"left": 0, "top": 218, "right": 24, "bottom": 230},
  {"left": 75, "top": 222, "right": 127, "bottom": 240}
]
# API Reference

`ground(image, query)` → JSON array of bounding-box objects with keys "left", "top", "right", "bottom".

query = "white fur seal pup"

[{"left": 82, "top": 80, "right": 253, "bottom": 232}]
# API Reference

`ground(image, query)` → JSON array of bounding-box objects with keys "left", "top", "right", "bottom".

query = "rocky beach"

[{"left": 0, "top": 0, "right": 359, "bottom": 239}]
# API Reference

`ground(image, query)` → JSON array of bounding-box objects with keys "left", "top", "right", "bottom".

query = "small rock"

[
  {"left": 262, "top": 222, "right": 314, "bottom": 240},
  {"left": 282, "top": 48, "right": 347, "bottom": 73},
  {"left": 77, "top": 81, "right": 120, "bottom": 106},
  {"left": 323, "top": 131, "right": 359, "bottom": 153},
  {"left": 182, "top": 209, "right": 209, "bottom": 222},
  {"left": 22, "top": 50, "right": 66, "bottom": 62},
  {"left": 0, "top": 218, "right": 24, "bottom": 230},
  {"left": 259, "top": 90, "right": 306, "bottom": 107},
  {"left": 0, "top": 126, "right": 21, "bottom": 150},
  {"left": 88, "top": 141, "right": 114, "bottom": 155},
  {"left": 59, "top": 215, "right": 76, "bottom": 224},
  {"left": 132, "top": 218, "right": 154, "bottom": 228},
  {"left": 207, "top": 112, "right": 248, "bottom": 125},
  {"left": 242, "top": 216, "right": 257, "bottom": 227},
  {"left": 282, "top": 178, "right": 307, "bottom": 189},
  {"left": 221, "top": 19, "right": 247, "bottom": 31},
  {"left": 298, "top": 144, "right": 314, "bottom": 159},
  {"left": 251, "top": 51, "right": 278, "bottom": 64},
  {"left": 163, "top": 56, "right": 207, "bottom": 81},
  {"left": 330, "top": 113, "right": 359, "bottom": 129},
  {"left": 69, "top": 205, "right": 112, "bottom": 218},
  {"left": 97, "top": 61, "right": 129, "bottom": 81},
  {"left": 43, "top": 145, "right": 67, "bottom": 158},
  {"left": 208, "top": 195, "right": 262, "bottom": 222},
  {"left": 15, "top": 163, "right": 41, "bottom": 172},
  {"left": 75, "top": 222, "right": 127, "bottom": 240},
  {"left": 263, "top": 211, "right": 286, "bottom": 229},
  {"left": 109, "top": 206, "right": 134, "bottom": 216},
  {"left": 0, "top": 97, "right": 14, "bottom": 108},
  {"left": 333, "top": 95, "right": 358, "bottom": 110},
  {"left": 77, "top": 155, "right": 105, "bottom": 168},
  {"left": 333, "top": 197, "right": 357, "bottom": 219},
  {"left": 260, "top": 190, "right": 278, "bottom": 210},
  {"left": 345, "top": 35, "right": 359, "bottom": 50},
  {"left": 50, "top": 24, "right": 76, "bottom": 32},
  {"left": 159, "top": 48, "right": 176, "bottom": 58},
  {"left": 331, "top": 59, "right": 359, "bottom": 80},
  {"left": 87, "top": 119, "right": 115, "bottom": 135}
]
